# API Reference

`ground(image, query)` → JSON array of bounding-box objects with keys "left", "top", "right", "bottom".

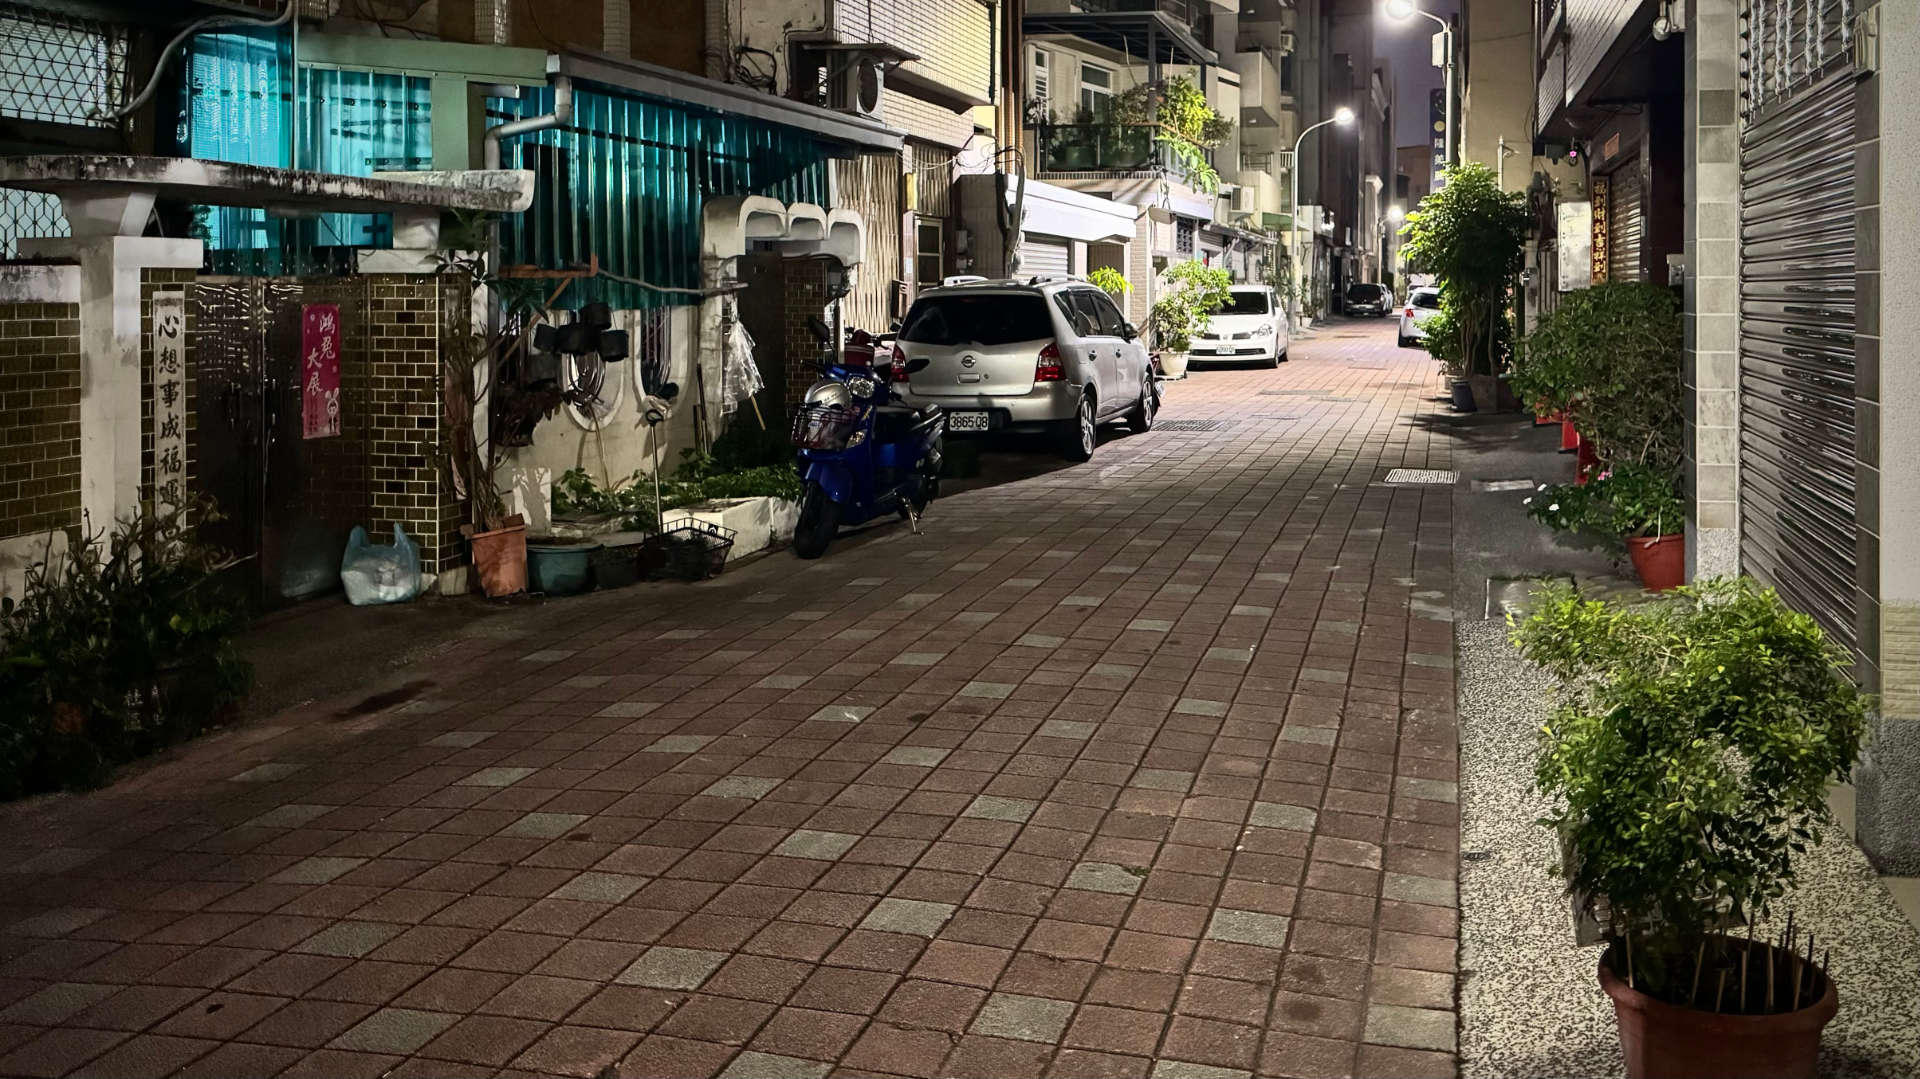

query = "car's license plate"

[{"left": 947, "top": 411, "right": 989, "bottom": 432}]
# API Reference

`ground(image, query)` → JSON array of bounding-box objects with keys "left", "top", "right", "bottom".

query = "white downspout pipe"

[{"left": 483, "top": 74, "right": 574, "bottom": 170}]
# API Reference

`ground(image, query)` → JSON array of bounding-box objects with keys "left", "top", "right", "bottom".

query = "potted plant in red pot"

[
  {"left": 1511, "top": 579, "right": 1868, "bottom": 1079},
  {"left": 1524, "top": 463, "right": 1686, "bottom": 591}
]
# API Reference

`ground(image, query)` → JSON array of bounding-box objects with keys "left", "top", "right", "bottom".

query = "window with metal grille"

[
  {"left": 0, "top": 187, "right": 67, "bottom": 258},
  {"left": 0, "top": 1, "right": 127, "bottom": 126},
  {"left": 1176, "top": 219, "right": 1195, "bottom": 256}
]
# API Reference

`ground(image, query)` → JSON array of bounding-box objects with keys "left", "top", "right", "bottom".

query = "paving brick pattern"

[{"left": 0, "top": 320, "right": 1458, "bottom": 1078}]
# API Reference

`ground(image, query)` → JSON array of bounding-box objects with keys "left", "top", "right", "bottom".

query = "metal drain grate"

[
  {"left": 1383, "top": 468, "right": 1458, "bottom": 485},
  {"left": 1158, "top": 419, "right": 1232, "bottom": 432},
  {"left": 1315, "top": 396, "right": 1363, "bottom": 402},
  {"left": 1258, "top": 389, "right": 1320, "bottom": 395},
  {"left": 1471, "top": 478, "right": 1536, "bottom": 493}
]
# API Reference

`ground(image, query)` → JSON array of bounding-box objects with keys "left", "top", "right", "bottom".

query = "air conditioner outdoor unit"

[
  {"left": 1230, "top": 186, "right": 1257, "bottom": 215},
  {"left": 1279, "top": 31, "right": 1295, "bottom": 52},
  {"left": 831, "top": 56, "right": 886, "bottom": 120}
]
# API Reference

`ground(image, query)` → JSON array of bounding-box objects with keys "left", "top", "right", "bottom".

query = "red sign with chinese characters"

[{"left": 301, "top": 303, "right": 341, "bottom": 439}]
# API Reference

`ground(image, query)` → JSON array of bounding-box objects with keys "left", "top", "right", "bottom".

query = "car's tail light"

[
  {"left": 887, "top": 345, "right": 910, "bottom": 382},
  {"left": 1404, "top": 307, "right": 1415, "bottom": 319},
  {"left": 1035, "top": 343, "right": 1065, "bottom": 382}
]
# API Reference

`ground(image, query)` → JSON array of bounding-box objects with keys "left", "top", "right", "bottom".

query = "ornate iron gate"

[
  {"left": 1736, "top": 0, "right": 1862, "bottom": 656},
  {"left": 191, "top": 278, "right": 374, "bottom": 608}
]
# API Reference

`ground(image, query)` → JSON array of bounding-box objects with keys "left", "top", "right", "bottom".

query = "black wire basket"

[
  {"left": 639, "top": 520, "right": 736, "bottom": 582},
  {"left": 791, "top": 403, "right": 859, "bottom": 450}
]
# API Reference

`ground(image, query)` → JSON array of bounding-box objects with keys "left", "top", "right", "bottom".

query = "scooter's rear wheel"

[{"left": 793, "top": 482, "right": 838, "bottom": 559}]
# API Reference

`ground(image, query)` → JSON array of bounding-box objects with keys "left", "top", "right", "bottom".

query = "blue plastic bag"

[{"left": 341, "top": 524, "right": 423, "bottom": 606}]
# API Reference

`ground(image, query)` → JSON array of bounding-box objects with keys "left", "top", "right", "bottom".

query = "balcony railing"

[
  {"left": 1034, "top": 123, "right": 1213, "bottom": 187},
  {"left": 1072, "top": 0, "right": 1213, "bottom": 42}
]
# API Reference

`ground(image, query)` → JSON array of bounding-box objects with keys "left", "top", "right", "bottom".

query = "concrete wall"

[
  {"left": 1681, "top": 0, "right": 1739, "bottom": 583},
  {"left": 1462, "top": 0, "right": 1535, "bottom": 193}
]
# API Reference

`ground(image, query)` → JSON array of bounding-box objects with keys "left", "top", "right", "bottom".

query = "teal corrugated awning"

[
  {"left": 179, "top": 29, "right": 434, "bottom": 274},
  {"left": 494, "top": 84, "right": 834, "bottom": 311}
]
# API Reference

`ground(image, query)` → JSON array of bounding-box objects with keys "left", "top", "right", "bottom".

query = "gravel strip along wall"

[{"left": 1456, "top": 617, "right": 1920, "bottom": 1078}]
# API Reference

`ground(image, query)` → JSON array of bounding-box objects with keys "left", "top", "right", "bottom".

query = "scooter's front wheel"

[{"left": 793, "top": 482, "right": 839, "bottom": 559}]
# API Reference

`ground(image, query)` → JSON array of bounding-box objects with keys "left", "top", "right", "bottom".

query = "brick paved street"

[{"left": 0, "top": 317, "right": 1459, "bottom": 1079}]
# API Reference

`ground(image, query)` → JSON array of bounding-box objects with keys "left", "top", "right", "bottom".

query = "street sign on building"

[{"left": 1430, "top": 89, "right": 1447, "bottom": 188}]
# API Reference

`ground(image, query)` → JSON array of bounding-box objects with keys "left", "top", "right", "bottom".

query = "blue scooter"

[{"left": 789, "top": 322, "right": 944, "bottom": 559}]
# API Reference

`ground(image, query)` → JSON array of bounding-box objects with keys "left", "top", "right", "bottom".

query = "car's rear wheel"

[
  {"left": 1058, "top": 391, "right": 1097, "bottom": 462},
  {"left": 1398, "top": 334, "right": 1413, "bottom": 348},
  {"left": 1128, "top": 377, "right": 1158, "bottom": 433}
]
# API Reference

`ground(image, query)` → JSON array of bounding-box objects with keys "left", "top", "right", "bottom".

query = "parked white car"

[
  {"left": 1398, "top": 286, "right": 1444, "bottom": 347},
  {"left": 1189, "top": 285, "right": 1288, "bottom": 367}
]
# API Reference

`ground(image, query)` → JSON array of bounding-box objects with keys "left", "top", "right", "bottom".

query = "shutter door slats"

[
  {"left": 1607, "top": 161, "right": 1644, "bottom": 283},
  {"left": 1020, "top": 236, "right": 1071, "bottom": 277},
  {"left": 1738, "top": 62, "right": 1859, "bottom": 655}
]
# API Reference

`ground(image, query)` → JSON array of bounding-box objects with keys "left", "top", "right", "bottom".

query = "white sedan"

[{"left": 1398, "top": 286, "right": 1443, "bottom": 347}]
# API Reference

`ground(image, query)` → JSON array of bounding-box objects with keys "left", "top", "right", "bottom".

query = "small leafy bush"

[
  {"left": 553, "top": 451, "right": 804, "bottom": 535},
  {"left": 1088, "top": 267, "right": 1131, "bottom": 302},
  {"left": 0, "top": 501, "right": 252, "bottom": 797},
  {"left": 1516, "top": 282, "right": 1683, "bottom": 472},
  {"left": 1148, "top": 260, "right": 1233, "bottom": 354},
  {"left": 1526, "top": 462, "right": 1685, "bottom": 540},
  {"left": 1512, "top": 579, "right": 1868, "bottom": 1011}
]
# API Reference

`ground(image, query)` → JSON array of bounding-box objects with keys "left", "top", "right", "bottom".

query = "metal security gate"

[
  {"left": 192, "top": 278, "right": 374, "bottom": 609},
  {"left": 1737, "top": 3, "right": 1860, "bottom": 655},
  {"left": 1606, "top": 159, "right": 1644, "bottom": 282},
  {"left": 1019, "top": 235, "right": 1071, "bottom": 277}
]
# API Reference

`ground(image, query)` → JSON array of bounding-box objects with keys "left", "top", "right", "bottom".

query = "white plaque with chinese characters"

[{"left": 151, "top": 291, "right": 188, "bottom": 515}]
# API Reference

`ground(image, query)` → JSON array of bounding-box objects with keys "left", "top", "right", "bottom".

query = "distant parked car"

[
  {"left": 1188, "top": 285, "right": 1288, "bottom": 367},
  {"left": 890, "top": 277, "right": 1157, "bottom": 462},
  {"left": 1398, "top": 286, "right": 1444, "bottom": 347},
  {"left": 1345, "top": 283, "right": 1393, "bottom": 318}
]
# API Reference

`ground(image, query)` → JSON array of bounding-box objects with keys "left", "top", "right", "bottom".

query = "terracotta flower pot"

[
  {"left": 470, "top": 521, "right": 528, "bottom": 597},
  {"left": 1575, "top": 437, "right": 1600, "bottom": 484},
  {"left": 1560, "top": 417, "right": 1580, "bottom": 452},
  {"left": 1599, "top": 948, "right": 1836, "bottom": 1079},
  {"left": 1626, "top": 533, "right": 1685, "bottom": 591}
]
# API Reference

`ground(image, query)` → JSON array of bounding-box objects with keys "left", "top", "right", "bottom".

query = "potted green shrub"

[
  {"left": 1511, "top": 579, "right": 1868, "bottom": 1079},
  {"left": 1401, "top": 163, "right": 1527, "bottom": 410},
  {"left": 1526, "top": 462, "right": 1686, "bottom": 590},
  {"left": 1146, "top": 260, "right": 1232, "bottom": 379}
]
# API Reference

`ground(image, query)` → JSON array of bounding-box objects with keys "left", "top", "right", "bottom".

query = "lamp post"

[
  {"left": 1382, "top": 203, "right": 1405, "bottom": 289},
  {"left": 1386, "top": 0, "right": 1455, "bottom": 169},
  {"left": 1288, "top": 106, "right": 1354, "bottom": 329}
]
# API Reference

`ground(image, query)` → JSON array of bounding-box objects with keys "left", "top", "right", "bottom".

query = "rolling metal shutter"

[
  {"left": 1019, "top": 235, "right": 1071, "bottom": 277},
  {"left": 1737, "top": 64, "right": 1859, "bottom": 654},
  {"left": 1606, "top": 159, "right": 1644, "bottom": 283}
]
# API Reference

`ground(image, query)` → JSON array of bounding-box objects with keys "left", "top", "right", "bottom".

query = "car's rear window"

[
  {"left": 1346, "top": 284, "right": 1382, "bottom": 303},
  {"left": 1411, "top": 290, "right": 1442, "bottom": 309},
  {"left": 899, "top": 294, "right": 1054, "bottom": 346},
  {"left": 1215, "top": 291, "right": 1270, "bottom": 316}
]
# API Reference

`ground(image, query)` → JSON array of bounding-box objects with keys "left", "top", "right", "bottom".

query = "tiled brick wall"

[
  {"left": 141, "top": 269, "right": 200, "bottom": 514},
  {"left": 0, "top": 302, "right": 81, "bottom": 538},
  {"left": 783, "top": 261, "right": 833, "bottom": 408},
  {"left": 365, "top": 273, "right": 466, "bottom": 574}
]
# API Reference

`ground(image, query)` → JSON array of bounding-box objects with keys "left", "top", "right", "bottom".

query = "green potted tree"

[
  {"left": 1511, "top": 579, "right": 1869, "bottom": 1079},
  {"left": 1401, "top": 163, "right": 1528, "bottom": 410},
  {"left": 1146, "top": 260, "right": 1232, "bottom": 379}
]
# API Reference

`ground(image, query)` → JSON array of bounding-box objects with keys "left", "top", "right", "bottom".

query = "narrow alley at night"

[{"left": 2, "top": 1, "right": 1919, "bottom": 1078}]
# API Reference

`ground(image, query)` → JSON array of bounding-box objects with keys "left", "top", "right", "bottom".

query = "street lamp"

[
  {"left": 1287, "top": 106, "right": 1354, "bottom": 329},
  {"left": 1386, "top": 0, "right": 1456, "bottom": 170}
]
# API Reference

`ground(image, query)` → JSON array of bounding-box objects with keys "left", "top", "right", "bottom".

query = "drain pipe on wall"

[{"left": 483, "top": 75, "right": 574, "bottom": 171}]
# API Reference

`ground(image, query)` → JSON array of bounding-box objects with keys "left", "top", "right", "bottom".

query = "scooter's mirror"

[{"left": 904, "top": 357, "right": 932, "bottom": 374}]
